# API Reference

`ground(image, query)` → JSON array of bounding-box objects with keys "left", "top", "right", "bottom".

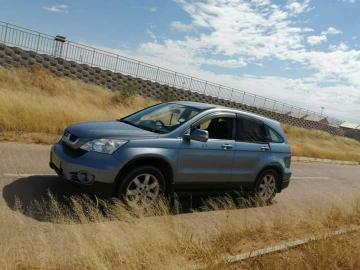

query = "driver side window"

[{"left": 195, "top": 116, "right": 235, "bottom": 140}]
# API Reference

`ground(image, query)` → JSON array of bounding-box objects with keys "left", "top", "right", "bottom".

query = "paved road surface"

[{"left": 0, "top": 142, "right": 359, "bottom": 233}]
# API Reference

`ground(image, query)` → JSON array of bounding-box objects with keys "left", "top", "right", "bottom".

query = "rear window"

[
  {"left": 237, "top": 117, "right": 267, "bottom": 143},
  {"left": 266, "top": 126, "right": 284, "bottom": 143}
]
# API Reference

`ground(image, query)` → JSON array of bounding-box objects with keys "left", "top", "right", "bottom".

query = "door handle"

[
  {"left": 260, "top": 146, "right": 271, "bottom": 151},
  {"left": 222, "top": 144, "right": 233, "bottom": 150}
]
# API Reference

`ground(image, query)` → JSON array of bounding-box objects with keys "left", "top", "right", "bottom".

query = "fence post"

[
  {"left": 289, "top": 106, "right": 294, "bottom": 115},
  {"left": 272, "top": 101, "right": 277, "bottom": 111},
  {"left": 281, "top": 103, "right": 285, "bottom": 113},
  {"left": 91, "top": 48, "right": 95, "bottom": 66},
  {"left": 217, "top": 86, "right": 221, "bottom": 98},
  {"left": 263, "top": 98, "right": 267, "bottom": 108},
  {"left": 3, "top": 23, "right": 9, "bottom": 44},
  {"left": 64, "top": 42, "right": 68, "bottom": 60},
  {"left": 203, "top": 81, "right": 207, "bottom": 95},
  {"left": 155, "top": 67, "right": 159, "bottom": 82},
  {"left": 253, "top": 95, "right": 257, "bottom": 106},
  {"left": 35, "top": 33, "right": 40, "bottom": 52},
  {"left": 114, "top": 56, "right": 119, "bottom": 72},
  {"left": 136, "top": 61, "right": 140, "bottom": 77},
  {"left": 241, "top": 92, "right": 246, "bottom": 104},
  {"left": 230, "top": 88, "right": 234, "bottom": 101},
  {"left": 172, "top": 72, "right": 177, "bottom": 87},
  {"left": 189, "top": 77, "right": 193, "bottom": 91}
]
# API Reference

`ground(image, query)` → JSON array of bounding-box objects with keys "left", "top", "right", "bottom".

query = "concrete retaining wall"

[{"left": 1, "top": 43, "right": 359, "bottom": 140}]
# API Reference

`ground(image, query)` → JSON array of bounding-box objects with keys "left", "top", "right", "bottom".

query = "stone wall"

[{"left": 1, "top": 43, "right": 359, "bottom": 141}]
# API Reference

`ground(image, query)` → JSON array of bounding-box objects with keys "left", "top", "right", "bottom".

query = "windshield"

[{"left": 121, "top": 103, "right": 202, "bottom": 134}]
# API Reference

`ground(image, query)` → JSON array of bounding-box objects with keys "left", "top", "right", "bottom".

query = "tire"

[
  {"left": 254, "top": 169, "right": 279, "bottom": 204},
  {"left": 117, "top": 166, "right": 166, "bottom": 208}
]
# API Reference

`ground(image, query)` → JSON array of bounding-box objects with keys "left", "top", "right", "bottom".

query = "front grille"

[
  {"left": 69, "top": 172, "right": 80, "bottom": 182},
  {"left": 61, "top": 141, "right": 86, "bottom": 158}
]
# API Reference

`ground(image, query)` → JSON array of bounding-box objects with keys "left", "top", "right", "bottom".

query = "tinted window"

[
  {"left": 195, "top": 116, "right": 234, "bottom": 140},
  {"left": 237, "top": 117, "right": 267, "bottom": 143},
  {"left": 266, "top": 126, "right": 284, "bottom": 143}
]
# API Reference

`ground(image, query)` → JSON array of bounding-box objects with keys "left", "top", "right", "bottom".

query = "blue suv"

[{"left": 50, "top": 101, "right": 292, "bottom": 206}]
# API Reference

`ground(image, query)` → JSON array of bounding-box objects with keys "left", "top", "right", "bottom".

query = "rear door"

[{"left": 232, "top": 115, "right": 271, "bottom": 188}]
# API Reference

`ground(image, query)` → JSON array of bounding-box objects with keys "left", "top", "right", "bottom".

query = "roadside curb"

[{"left": 292, "top": 156, "right": 359, "bottom": 166}]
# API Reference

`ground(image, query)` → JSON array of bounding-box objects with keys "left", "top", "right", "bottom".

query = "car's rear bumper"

[
  {"left": 49, "top": 143, "right": 121, "bottom": 185},
  {"left": 280, "top": 171, "right": 292, "bottom": 191}
]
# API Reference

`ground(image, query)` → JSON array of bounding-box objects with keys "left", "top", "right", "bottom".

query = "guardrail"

[{"left": 0, "top": 21, "right": 344, "bottom": 127}]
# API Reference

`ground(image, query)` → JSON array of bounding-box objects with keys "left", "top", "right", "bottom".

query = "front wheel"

[
  {"left": 117, "top": 166, "right": 166, "bottom": 208},
  {"left": 254, "top": 169, "right": 279, "bottom": 204}
]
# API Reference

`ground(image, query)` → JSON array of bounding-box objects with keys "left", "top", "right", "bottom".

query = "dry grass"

[
  {"left": 232, "top": 232, "right": 360, "bottom": 270},
  {"left": 0, "top": 66, "right": 155, "bottom": 137},
  {"left": 284, "top": 124, "right": 360, "bottom": 162},
  {"left": 0, "top": 66, "right": 359, "bottom": 162},
  {"left": 1, "top": 194, "right": 359, "bottom": 270}
]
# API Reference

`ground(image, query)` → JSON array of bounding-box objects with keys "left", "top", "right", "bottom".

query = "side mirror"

[{"left": 185, "top": 129, "right": 208, "bottom": 142}]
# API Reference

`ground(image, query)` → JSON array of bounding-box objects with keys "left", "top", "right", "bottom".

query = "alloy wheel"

[
  {"left": 125, "top": 173, "right": 160, "bottom": 207},
  {"left": 257, "top": 174, "right": 276, "bottom": 202}
]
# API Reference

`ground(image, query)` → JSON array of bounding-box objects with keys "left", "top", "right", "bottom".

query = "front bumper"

[{"left": 49, "top": 143, "right": 122, "bottom": 185}]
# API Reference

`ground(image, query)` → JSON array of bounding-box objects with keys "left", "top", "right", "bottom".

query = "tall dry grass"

[
  {"left": 0, "top": 67, "right": 155, "bottom": 143},
  {"left": 284, "top": 124, "right": 360, "bottom": 162},
  {"left": 1, "top": 194, "right": 359, "bottom": 270},
  {"left": 0, "top": 66, "right": 359, "bottom": 162}
]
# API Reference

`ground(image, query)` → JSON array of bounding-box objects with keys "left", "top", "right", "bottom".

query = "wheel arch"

[
  {"left": 256, "top": 163, "right": 284, "bottom": 192},
  {"left": 115, "top": 155, "right": 174, "bottom": 194}
]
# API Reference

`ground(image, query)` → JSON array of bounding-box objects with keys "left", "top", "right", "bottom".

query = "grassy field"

[
  {"left": 0, "top": 67, "right": 360, "bottom": 162},
  {"left": 0, "top": 67, "right": 155, "bottom": 144},
  {"left": 233, "top": 232, "right": 360, "bottom": 270},
  {"left": 284, "top": 124, "right": 360, "bottom": 163},
  {"left": 0, "top": 194, "right": 359, "bottom": 269}
]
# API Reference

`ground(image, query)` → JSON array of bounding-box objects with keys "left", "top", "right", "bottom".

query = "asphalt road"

[{"left": 0, "top": 142, "right": 359, "bottom": 231}]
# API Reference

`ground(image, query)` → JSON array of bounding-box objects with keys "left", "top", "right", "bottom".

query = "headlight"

[{"left": 80, "top": 139, "right": 128, "bottom": 154}]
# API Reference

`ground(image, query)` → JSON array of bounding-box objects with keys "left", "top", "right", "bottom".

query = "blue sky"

[{"left": 1, "top": 0, "right": 360, "bottom": 122}]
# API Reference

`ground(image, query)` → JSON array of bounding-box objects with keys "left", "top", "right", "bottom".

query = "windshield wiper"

[{"left": 137, "top": 124, "right": 166, "bottom": 134}]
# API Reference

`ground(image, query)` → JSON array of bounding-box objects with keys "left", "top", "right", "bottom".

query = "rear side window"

[
  {"left": 237, "top": 117, "right": 267, "bottom": 143},
  {"left": 266, "top": 126, "right": 284, "bottom": 143}
]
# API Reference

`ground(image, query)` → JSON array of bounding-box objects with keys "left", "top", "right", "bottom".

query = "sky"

[{"left": 1, "top": 0, "right": 360, "bottom": 123}]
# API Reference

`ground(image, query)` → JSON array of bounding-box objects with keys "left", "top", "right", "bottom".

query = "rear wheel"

[
  {"left": 254, "top": 169, "right": 279, "bottom": 204},
  {"left": 117, "top": 166, "right": 166, "bottom": 208}
]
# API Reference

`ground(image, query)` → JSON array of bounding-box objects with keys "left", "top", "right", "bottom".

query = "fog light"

[
  {"left": 78, "top": 172, "right": 87, "bottom": 183},
  {"left": 86, "top": 174, "right": 95, "bottom": 183}
]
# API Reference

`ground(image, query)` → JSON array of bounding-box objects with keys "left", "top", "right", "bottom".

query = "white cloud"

[
  {"left": 149, "top": 7, "right": 157, "bottom": 12},
  {"left": 43, "top": 4, "right": 68, "bottom": 13},
  {"left": 329, "top": 42, "right": 349, "bottom": 51},
  {"left": 307, "top": 35, "right": 327, "bottom": 45},
  {"left": 146, "top": 29, "right": 157, "bottom": 42},
  {"left": 322, "top": 27, "right": 342, "bottom": 35},
  {"left": 170, "top": 21, "right": 193, "bottom": 32},
  {"left": 91, "top": 0, "right": 360, "bottom": 122},
  {"left": 306, "top": 27, "right": 341, "bottom": 46},
  {"left": 286, "top": 0, "right": 311, "bottom": 14}
]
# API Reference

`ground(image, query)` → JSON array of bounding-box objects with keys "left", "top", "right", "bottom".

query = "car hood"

[{"left": 66, "top": 120, "right": 158, "bottom": 140}]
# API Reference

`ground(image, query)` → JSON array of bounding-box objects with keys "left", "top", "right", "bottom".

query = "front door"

[{"left": 176, "top": 113, "right": 236, "bottom": 190}]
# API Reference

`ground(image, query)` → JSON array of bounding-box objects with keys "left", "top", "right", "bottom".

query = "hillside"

[{"left": 0, "top": 67, "right": 359, "bottom": 162}]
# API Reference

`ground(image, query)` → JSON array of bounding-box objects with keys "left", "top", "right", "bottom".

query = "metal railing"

[{"left": 0, "top": 21, "right": 344, "bottom": 127}]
